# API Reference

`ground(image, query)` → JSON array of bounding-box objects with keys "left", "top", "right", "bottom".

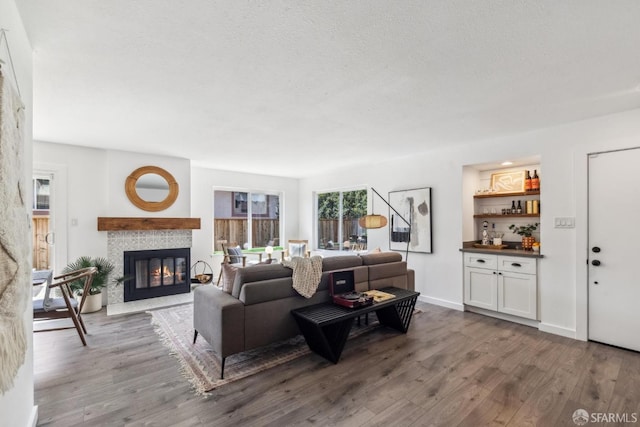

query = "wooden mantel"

[{"left": 97, "top": 217, "right": 201, "bottom": 231}]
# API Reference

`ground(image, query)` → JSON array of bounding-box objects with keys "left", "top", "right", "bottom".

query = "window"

[
  {"left": 33, "top": 177, "right": 50, "bottom": 212},
  {"left": 214, "top": 190, "right": 280, "bottom": 250},
  {"left": 316, "top": 189, "right": 367, "bottom": 251}
]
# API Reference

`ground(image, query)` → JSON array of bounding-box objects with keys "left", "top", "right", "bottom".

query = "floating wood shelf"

[
  {"left": 474, "top": 214, "right": 540, "bottom": 219},
  {"left": 474, "top": 191, "right": 540, "bottom": 199},
  {"left": 97, "top": 217, "right": 201, "bottom": 231}
]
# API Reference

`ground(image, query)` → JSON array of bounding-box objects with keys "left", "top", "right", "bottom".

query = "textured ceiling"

[{"left": 16, "top": 1, "right": 640, "bottom": 178}]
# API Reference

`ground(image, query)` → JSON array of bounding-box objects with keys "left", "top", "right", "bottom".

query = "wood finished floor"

[{"left": 34, "top": 302, "right": 640, "bottom": 427}]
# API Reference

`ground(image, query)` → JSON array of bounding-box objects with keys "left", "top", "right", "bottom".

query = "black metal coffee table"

[{"left": 291, "top": 287, "right": 420, "bottom": 363}]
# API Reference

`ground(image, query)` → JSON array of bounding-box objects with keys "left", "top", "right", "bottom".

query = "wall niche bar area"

[
  {"left": 462, "top": 158, "right": 541, "bottom": 249},
  {"left": 461, "top": 157, "right": 543, "bottom": 327}
]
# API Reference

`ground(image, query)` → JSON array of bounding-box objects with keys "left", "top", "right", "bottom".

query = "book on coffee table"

[{"left": 363, "top": 290, "right": 396, "bottom": 303}]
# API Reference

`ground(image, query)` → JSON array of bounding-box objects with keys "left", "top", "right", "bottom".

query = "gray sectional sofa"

[{"left": 193, "top": 252, "right": 415, "bottom": 377}]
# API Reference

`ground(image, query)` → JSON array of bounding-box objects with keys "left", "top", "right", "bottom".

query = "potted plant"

[
  {"left": 508, "top": 223, "right": 539, "bottom": 250},
  {"left": 64, "top": 256, "right": 115, "bottom": 313}
]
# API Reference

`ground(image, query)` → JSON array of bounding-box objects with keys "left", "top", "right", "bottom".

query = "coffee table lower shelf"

[{"left": 290, "top": 287, "right": 420, "bottom": 364}]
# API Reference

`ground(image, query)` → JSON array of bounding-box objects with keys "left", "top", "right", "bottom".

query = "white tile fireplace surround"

[{"left": 106, "top": 230, "right": 193, "bottom": 315}]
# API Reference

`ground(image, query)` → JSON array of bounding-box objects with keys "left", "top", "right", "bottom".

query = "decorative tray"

[{"left": 473, "top": 243, "right": 509, "bottom": 250}]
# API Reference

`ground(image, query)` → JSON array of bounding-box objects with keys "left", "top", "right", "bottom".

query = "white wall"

[
  {"left": 106, "top": 151, "right": 190, "bottom": 217},
  {"left": 0, "top": 0, "right": 36, "bottom": 425},
  {"left": 32, "top": 145, "right": 299, "bottom": 285},
  {"left": 32, "top": 143, "right": 193, "bottom": 273},
  {"left": 33, "top": 142, "right": 109, "bottom": 271},
  {"left": 300, "top": 107, "right": 640, "bottom": 340},
  {"left": 191, "top": 167, "right": 299, "bottom": 265}
]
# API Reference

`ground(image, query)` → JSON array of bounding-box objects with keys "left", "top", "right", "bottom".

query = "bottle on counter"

[
  {"left": 524, "top": 170, "right": 532, "bottom": 192},
  {"left": 511, "top": 200, "right": 516, "bottom": 214},
  {"left": 531, "top": 170, "right": 540, "bottom": 191},
  {"left": 516, "top": 200, "right": 522, "bottom": 214}
]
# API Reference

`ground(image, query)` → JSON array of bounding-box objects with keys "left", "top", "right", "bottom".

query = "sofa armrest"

[
  {"left": 193, "top": 285, "right": 245, "bottom": 359},
  {"left": 407, "top": 268, "right": 415, "bottom": 292}
]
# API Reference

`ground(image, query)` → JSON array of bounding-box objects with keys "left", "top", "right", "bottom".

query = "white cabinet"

[{"left": 464, "top": 253, "right": 538, "bottom": 320}]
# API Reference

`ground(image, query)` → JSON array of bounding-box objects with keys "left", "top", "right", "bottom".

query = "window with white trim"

[
  {"left": 316, "top": 189, "right": 367, "bottom": 251},
  {"left": 213, "top": 190, "right": 281, "bottom": 250}
]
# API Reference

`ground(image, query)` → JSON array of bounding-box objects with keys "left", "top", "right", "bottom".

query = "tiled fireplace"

[{"left": 106, "top": 229, "right": 193, "bottom": 313}]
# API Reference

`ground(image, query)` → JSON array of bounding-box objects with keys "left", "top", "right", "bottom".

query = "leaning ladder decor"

[{"left": 0, "top": 28, "right": 28, "bottom": 394}]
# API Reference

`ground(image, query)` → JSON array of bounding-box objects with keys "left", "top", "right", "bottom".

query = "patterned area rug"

[{"left": 148, "top": 303, "right": 392, "bottom": 395}]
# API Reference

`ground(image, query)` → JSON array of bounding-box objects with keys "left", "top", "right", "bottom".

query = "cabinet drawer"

[
  {"left": 464, "top": 253, "right": 497, "bottom": 269},
  {"left": 497, "top": 256, "right": 537, "bottom": 275}
]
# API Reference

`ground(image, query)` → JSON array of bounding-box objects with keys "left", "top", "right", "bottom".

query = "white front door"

[{"left": 588, "top": 148, "right": 640, "bottom": 351}]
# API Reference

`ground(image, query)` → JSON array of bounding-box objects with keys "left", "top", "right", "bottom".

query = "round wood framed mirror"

[{"left": 125, "top": 166, "right": 179, "bottom": 212}]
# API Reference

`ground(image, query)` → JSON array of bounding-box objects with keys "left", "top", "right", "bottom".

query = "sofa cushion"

[
  {"left": 321, "top": 255, "right": 363, "bottom": 271},
  {"left": 239, "top": 265, "right": 369, "bottom": 305},
  {"left": 367, "top": 260, "right": 410, "bottom": 290},
  {"left": 359, "top": 252, "right": 402, "bottom": 265},
  {"left": 240, "top": 277, "right": 296, "bottom": 305},
  {"left": 220, "top": 263, "right": 238, "bottom": 294},
  {"left": 367, "top": 260, "right": 408, "bottom": 281},
  {"left": 231, "top": 263, "right": 293, "bottom": 298}
]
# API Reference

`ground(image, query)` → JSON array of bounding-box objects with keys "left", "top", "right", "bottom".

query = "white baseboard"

[
  {"left": 29, "top": 405, "right": 38, "bottom": 427},
  {"left": 538, "top": 322, "right": 577, "bottom": 339},
  {"left": 418, "top": 295, "right": 464, "bottom": 311},
  {"left": 465, "top": 306, "right": 539, "bottom": 328}
]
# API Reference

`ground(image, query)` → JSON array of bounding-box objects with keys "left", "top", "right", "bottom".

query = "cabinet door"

[
  {"left": 464, "top": 267, "right": 498, "bottom": 311},
  {"left": 497, "top": 271, "right": 537, "bottom": 320}
]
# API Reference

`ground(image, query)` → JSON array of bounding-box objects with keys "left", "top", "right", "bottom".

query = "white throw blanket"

[{"left": 282, "top": 256, "right": 323, "bottom": 298}]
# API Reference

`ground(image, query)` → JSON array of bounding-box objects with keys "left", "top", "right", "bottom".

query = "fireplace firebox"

[{"left": 123, "top": 248, "right": 190, "bottom": 302}]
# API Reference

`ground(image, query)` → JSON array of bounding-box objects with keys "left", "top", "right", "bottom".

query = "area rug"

[{"left": 148, "top": 303, "right": 405, "bottom": 395}]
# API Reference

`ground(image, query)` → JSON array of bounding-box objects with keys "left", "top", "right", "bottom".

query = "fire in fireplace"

[{"left": 123, "top": 248, "right": 190, "bottom": 302}]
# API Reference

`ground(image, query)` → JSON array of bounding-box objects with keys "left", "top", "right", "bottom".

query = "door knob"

[
  {"left": 591, "top": 260, "right": 601, "bottom": 266},
  {"left": 592, "top": 246, "right": 601, "bottom": 253}
]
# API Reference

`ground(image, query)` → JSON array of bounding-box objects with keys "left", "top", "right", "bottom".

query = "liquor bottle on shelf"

[
  {"left": 524, "top": 170, "right": 532, "bottom": 192},
  {"left": 516, "top": 200, "right": 522, "bottom": 214},
  {"left": 533, "top": 199, "right": 539, "bottom": 214},
  {"left": 511, "top": 200, "right": 516, "bottom": 214},
  {"left": 526, "top": 200, "right": 532, "bottom": 214},
  {"left": 531, "top": 170, "right": 540, "bottom": 191}
]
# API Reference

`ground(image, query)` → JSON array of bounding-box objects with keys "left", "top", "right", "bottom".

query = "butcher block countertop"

[{"left": 460, "top": 241, "right": 544, "bottom": 258}]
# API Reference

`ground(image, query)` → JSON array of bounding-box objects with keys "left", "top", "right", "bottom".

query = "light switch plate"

[{"left": 554, "top": 217, "right": 575, "bottom": 228}]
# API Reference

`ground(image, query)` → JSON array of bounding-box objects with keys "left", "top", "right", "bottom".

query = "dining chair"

[
  {"left": 215, "top": 242, "right": 263, "bottom": 286},
  {"left": 33, "top": 267, "right": 98, "bottom": 346}
]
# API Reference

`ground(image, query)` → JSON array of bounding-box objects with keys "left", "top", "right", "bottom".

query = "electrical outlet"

[{"left": 554, "top": 217, "right": 575, "bottom": 228}]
